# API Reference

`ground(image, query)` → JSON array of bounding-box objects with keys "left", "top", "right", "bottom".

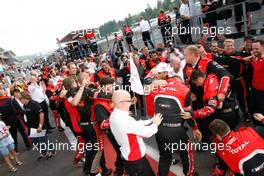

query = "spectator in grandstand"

[
  {"left": 114, "top": 33, "right": 124, "bottom": 53},
  {"left": 158, "top": 10, "right": 172, "bottom": 45},
  {"left": 123, "top": 24, "right": 135, "bottom": 52},
  {"left": 202, "top": 0, "right": 218, "bottom": 28},
  {"left": 139, "top": 16, "right": 155, "bottom": 49},
  {"left": 179, "top": 0, "right": 193, "bottom": 44},
  {"left": 173, "top": 7, "right": 181, "bottom": 26}
]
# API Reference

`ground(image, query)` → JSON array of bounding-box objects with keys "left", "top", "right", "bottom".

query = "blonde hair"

[
  {"left": 77, "top": 72, "right": 89, "bottom": 84},
  {"left": 224, "top": 39, "right": 235, "bottom": 45},
  {"left": 185, "top": 45, "right": 199, "bottom": 57}
]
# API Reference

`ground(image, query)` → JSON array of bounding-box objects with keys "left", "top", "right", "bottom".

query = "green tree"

[{"left": 98, "top": 0, "right": 176, "bottom": 37}]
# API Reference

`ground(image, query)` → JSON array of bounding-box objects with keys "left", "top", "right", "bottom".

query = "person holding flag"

[{"left": 129, "top": 53, "right": 145, "bottom": 116}]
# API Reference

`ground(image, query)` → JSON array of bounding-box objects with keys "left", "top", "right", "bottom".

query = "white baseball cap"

[{"left": 156, "top": 62, "right": 169, "bottom": 73}]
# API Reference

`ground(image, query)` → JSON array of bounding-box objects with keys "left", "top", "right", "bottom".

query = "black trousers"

[
  {"left": 58, "top": 101, "right": 70, "bottom": 127},
  {"left": 233, "top": 79, "right": 249, "bottom": 116},
  {"left": 197, "top": 114, "right": 216, "bottom": 143},
  {"left": 81, "top": 124, "right": 101, "bottom": 174},
  {"left": 125, "top": 36, "right": 133, "bottom": 45},
  {"left": 251, "top": 88, "right": 264, "bottom": 126},
  {"left": 117, "top": 41, "right": 124, "bottom": 53},
  {"left": 179, "top": 19, "right": 192, "bottom": 44},
  {"left": 160, "top": 24, "right": 172, "bottom": 45},
  {"left": 216, "top": 109, "right": 240, "bottom": 130},
  {"left": 9, "top": 117, "right": 31, "bottom": 151},
  {"left": 125, "top": 36, "right": 135, "bottom": 52},
  {"left": 105, "top": 129, "right": 124, "bottom": 172},
  {"left": 40, "top": 101, "right": 52, "bottom": 129},
  {"left": 142, "top": 31, "right": 154, "bottom": 48},
  {"left": 198, "top": 109, "right": 239, "bottom": 144},
  {"left": 156, "top": 125, "right": 194, "bottom": 176},
  {"left": 124, "top": 156, "right": 155, "bottom": 176}
]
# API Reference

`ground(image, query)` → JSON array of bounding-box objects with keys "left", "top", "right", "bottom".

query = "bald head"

[
  {"left": 170, "top": 56, "right": 181, "bottom": 73},
  {"left": 112, "top": 90, "right": 131, "bottom": 110}
]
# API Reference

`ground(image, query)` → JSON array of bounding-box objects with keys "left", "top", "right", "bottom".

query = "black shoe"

[
  {"left": 83, "top": 172, "right": 99, "bottom": 176},
  {"left": 47, "top": 151, "right": 56, "bottom": 159},
  {"left": 26, "top": 145, "right": 32, "bottom": 151},
  {"left": 58, "top": 127, "right": 65, "bottom": 132},
  {"left": 102, "top": 168, "right": 113, "bottom": 176},
  {"left": 48, "top": 126, "right": 56, "bottom": 130},
  {"left": 114, "top": 168, "right": 124, "bottom": 176},
  {"left": 194, "top": 172, "right": 199, "bottom": 176},
  {"left": 244, "top": 113, "right": 251, "bottom": 123},
  {"left": 171, "top": 158, "right": 180, "bottom": 165},
  {"left": 73, "top": 160, "right": 84, "bottom": 168},
  {"left": 46, "top": 130, "right": 53, "bottom": 134},
  {"left": 37, "top": 153, "right": 48, "bottom": 160}
]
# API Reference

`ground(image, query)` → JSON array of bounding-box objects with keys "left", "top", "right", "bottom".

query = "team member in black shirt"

[
  {"left": 214, "top": 39, "right": 250, "bottom": 122},
  {"left": 20, "top": 91, "right": 56, "bottom": 159}
]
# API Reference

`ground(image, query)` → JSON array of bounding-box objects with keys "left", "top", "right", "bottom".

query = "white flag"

[{"left": 129, "top": 54, "right": 144, "bottom": 95}]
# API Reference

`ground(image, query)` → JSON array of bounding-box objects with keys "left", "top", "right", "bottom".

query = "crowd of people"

[
  {"left": 0, "top": 0, "right": 264, "bottom": 175},
  {"left": 0, "top": 33, "right": 263, "bottom": 176}
]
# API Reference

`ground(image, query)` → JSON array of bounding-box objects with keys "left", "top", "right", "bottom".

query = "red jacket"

[
  {"left": 96, "top": 68, "right": 116, "bottom": 81},
  {"left": 149, "top": 57, "right": 166, "bottom": 69},
  {"left": 115, "top": 35, "right": 123, "bottom": 42},
  {"left": 158, "top": 13, "right": 168, "bottom": 26},
  {"left": 251, "top": 57, "right": 264, "bottom": 91},
  {"left": 184, "top": 57, "right": 230, "bottom": 96},
  {"left": 194, "top": 74, "right": 219, "bottom": 119},
  {"left": 64, "top": 99, "right": 82, "bottom": 133},
  {"left": 146, "top": 81, "right": 198, "bottom": 129},
  {"left": 123, "top": 26, "right": 132, "bottom": 36},
  {"left": 214, "top": 127, "right": 264, "bottom": 174},
  {"left": 150, "top": 81, "right": 190, "bottom": 113},
  {"left": 90, "top": 98, "right": 114, "bottom": 150},
  {"left": 85, "top": 32, "right": 96, "bottom": 39},
  {"left": 145, "top": 77, "right": 182, "bottom": 116}
]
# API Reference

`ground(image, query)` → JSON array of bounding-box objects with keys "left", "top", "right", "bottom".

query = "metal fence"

[{"left": 97, "top": 0, "right": 264, "bottom": 52}]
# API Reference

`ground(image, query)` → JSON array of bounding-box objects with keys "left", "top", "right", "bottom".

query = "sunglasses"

[{"left": 119, "top": 100, "right": 133, "bottom": 103}]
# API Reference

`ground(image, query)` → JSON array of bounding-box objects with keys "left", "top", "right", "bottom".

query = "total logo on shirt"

[{"left": 229, "top": 141, "right": 249, "bottom": 154}]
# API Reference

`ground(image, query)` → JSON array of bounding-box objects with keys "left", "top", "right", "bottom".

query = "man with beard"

[{"left": 244, "top": 40, "right": 264, "bottom": 126}]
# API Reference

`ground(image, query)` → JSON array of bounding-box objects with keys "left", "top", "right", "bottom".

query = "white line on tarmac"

[{"left": 61, "top": 120, "right": 184, "bottom": 176}]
